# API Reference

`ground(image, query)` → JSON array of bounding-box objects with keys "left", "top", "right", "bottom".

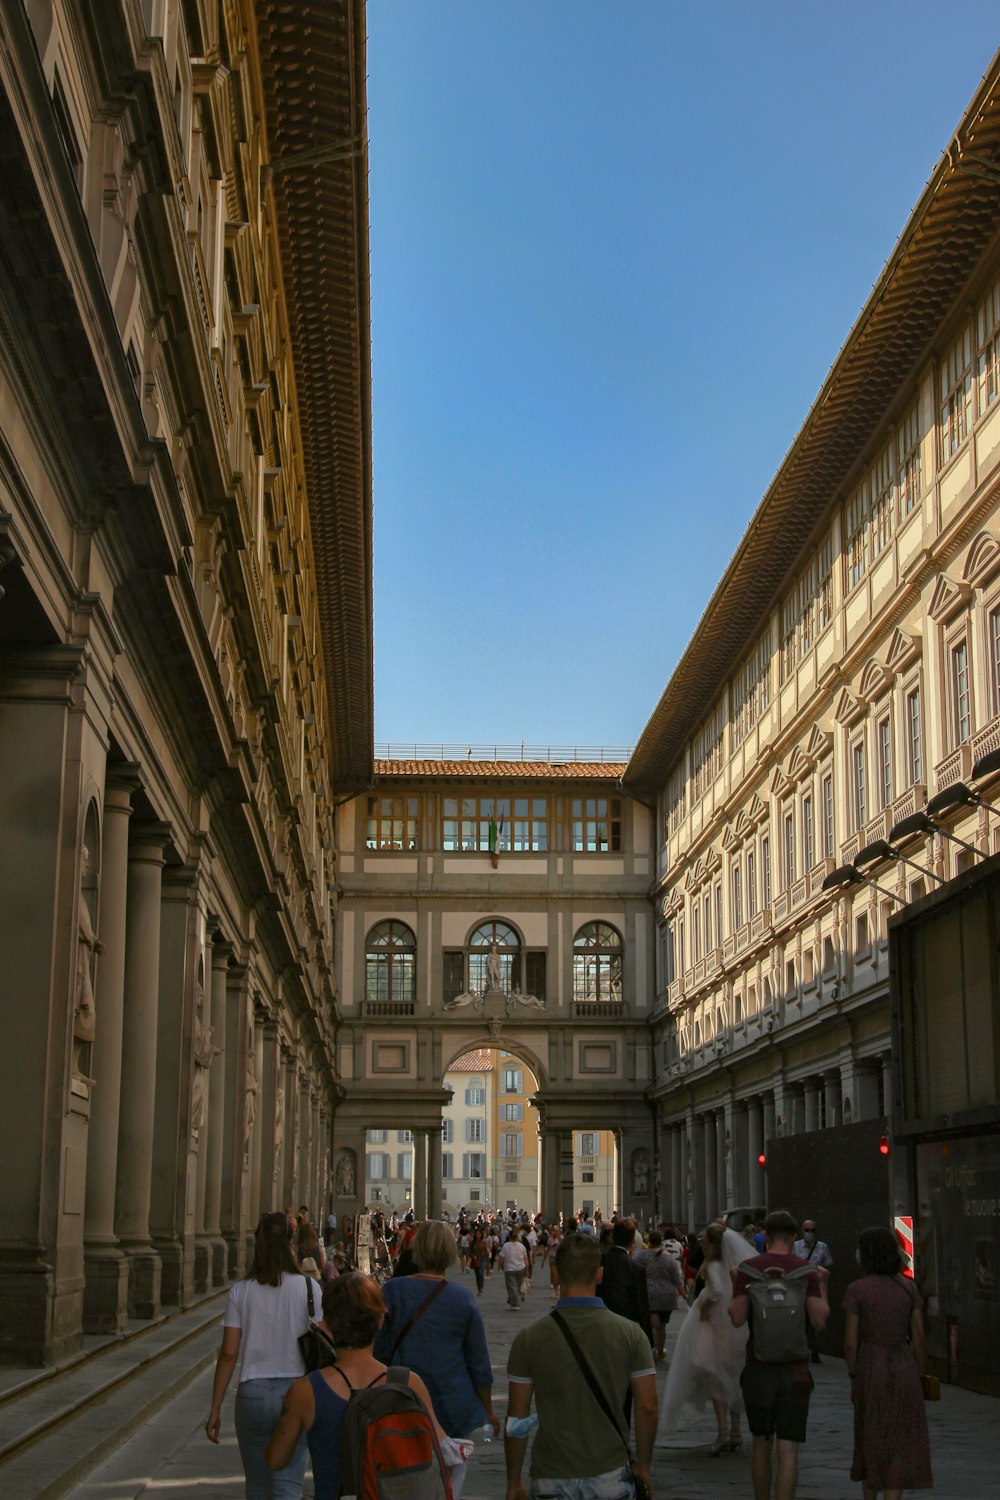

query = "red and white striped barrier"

[{"left": 894, "top": 1214, "right": 914, "bottom": 1278}]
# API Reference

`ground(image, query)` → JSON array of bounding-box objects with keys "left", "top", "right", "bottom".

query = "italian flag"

[{"left": 489, "top": 809, "right": 503, "bottom": 868}]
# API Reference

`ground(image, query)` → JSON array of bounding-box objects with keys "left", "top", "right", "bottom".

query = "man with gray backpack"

[{"left": 729, "top": 1210, "right": 829, "bottom": 1500}]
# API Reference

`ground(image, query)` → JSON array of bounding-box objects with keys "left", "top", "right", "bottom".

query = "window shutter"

[
  {"left": 442, "top": 1153, "right": 452, "bottom": 1180},
  {"left": 462, "top": 1152, "right": 469, "bottom": 1178},
  {"left": 464, "top": 1087, "right": 472, "bottom": 1106},
  {"left": 526, "top": 950, "right": 546, "bottom": 1000}
]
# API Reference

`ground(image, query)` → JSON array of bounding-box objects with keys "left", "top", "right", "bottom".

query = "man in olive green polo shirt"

[{"left": 504, "top": 1233, "right": 658, "bottom": 1500}]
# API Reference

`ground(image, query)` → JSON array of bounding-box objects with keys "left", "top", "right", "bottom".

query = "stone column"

[
  {"left": 762, "top": 1091, "right": 776, "bottom": 1146},
  {"left": 670, "top": 1126, "right": 683, "bottom": 1224},
  {"left": 283, "top": 1054, "right": 298, "bottom": 1208},
  {"left": 204, "top": 940, "right": 230, "bottom": 1284},
  {"left": 221, "top": 963, "right": 249, "bottom": 1277},
  {"left": 246, "top": 1012, "right": 266, "bottom": 1255},
  {"left": 413, "top": 1130, "right": 428, "bottom": 1218},
  {"left": 114, "top": 823, "right": 171, "bottom": 1319},
  {"left": 702, "top": 1114, "right": 716, "bottom": 1221},
  {"left": 823, "top": 1068, "right": 841, "bottom": 1129},
  {"left": 880, "top": 1055, "right": 893, "bottom": 1119},
  {"left": 804, "top": 1079, "right": 821, "bottom": 1133},
  {"left": 193, "top": 941, "right": 212, "bottom": 1292},
  {"left": 297, "top": 1075, "right": 311, "bottom": 1211},
  {"left": 83, "top": 767, "right": 139, "bottom": 1333},
  {"left": 559, "top": 1129, "right": 575, "bottom": 1223},
  {"left": 540, "top": 1127, "right": 560, "bottom": 1221},
  {"left": 748, "top": 1096, "right": 765, "bottom": 1206},
  {"left": 428, "top": 1123, "right": 443, "bottom": 1218},
  {"left": 261, "top": 1026, "right": 281, "bottom": 1211},
  {"left": 715, "top": 1110, "right": 727, "bottom": 1215}
]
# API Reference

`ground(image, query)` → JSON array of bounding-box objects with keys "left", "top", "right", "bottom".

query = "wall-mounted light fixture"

[
  {"left": 855, "top": 838, "right": 945, "bottom": 885},
  {"left": 888, "top": 809, "right": 985, "bottom": 861},
  {"left": 820, "top": 863, "right": 905, "bottom": 905}
]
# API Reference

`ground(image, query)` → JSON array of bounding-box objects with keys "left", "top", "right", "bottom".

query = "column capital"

[
  {"left": 211, "top": 939, "right": 234, "bottom": 971},
  {"left": 104, "top": 762, "right": 142, "bottom": 806},
  {"left": 128, "top": 820, "right": 172, "bottom": 856}
]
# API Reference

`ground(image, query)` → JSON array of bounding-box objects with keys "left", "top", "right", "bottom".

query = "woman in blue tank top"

[{"left": 266, "top": 1274, "right": 447, "bottom": 1499}]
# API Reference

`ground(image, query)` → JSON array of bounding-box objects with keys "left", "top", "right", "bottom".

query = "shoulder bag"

[
  {"left": 298, "top": 1275, "right": 337, "bottom": 1371},
  {"left": 388, "top": 1278, "right": 448, "bottom": 1361},
  {"left": 550, "top": 1310, "right": 649, "bottom": 1500}
]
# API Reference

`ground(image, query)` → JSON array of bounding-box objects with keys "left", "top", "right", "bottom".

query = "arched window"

[
  {"left": 365, "top": 921, "right": 416, "bottom": 1008},
  {"left": 573, "top": 923, "right": 622, "bottom": 1004},
  {"left": 469, "top": 919, "right": 520, "bottom": 996}
]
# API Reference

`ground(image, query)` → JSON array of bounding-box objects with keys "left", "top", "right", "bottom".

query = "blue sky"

[{"left": 365, "top": 3, "right": 1000, "bottom": 752}]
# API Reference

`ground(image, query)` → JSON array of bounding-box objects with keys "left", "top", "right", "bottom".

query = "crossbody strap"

[
  {"left": 388, "top": 1279, "right": 447, "bottom": 1361},
  {"left": 550, "top": 1311, "right": 630, "bottom": 1462},
  {"left": 305, "top": 1275, "right": 318, "bottom": 1324}
]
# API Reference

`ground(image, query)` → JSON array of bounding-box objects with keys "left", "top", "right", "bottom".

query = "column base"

[
  {"left": 222, "top": 1229, "right": 244, "bottom": 1279},
  {"left": 210, "top": 1239, "right": 228, "bottom": 1286},
  {"left": 193, "top": 1239, "right": 211, "bottom": 1295},
  {"left": 0, "top": 1262, "right": 55, "bottom": 1366},
  {"left": 122, "top": 1246, "right": 162, "bottom": 1320},
  {"left": 154, "top": 1234, "right": 192, "bottom": 1308},
  {"left": 83, "top": 1248, "right": 129, "bottom": 1334}
]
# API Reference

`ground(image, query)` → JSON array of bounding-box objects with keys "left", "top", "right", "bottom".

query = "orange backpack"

[{"left": 336, "top": 1365, "right": 452, "bottom": 1500}]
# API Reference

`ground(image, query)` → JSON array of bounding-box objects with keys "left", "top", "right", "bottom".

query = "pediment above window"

[
  {"left": 704, "top": 845, "right": 722, "bottom": 874},
  {"left": 859, "top": 655, "right": 892, "bottom": 704},
  {"left": 928, "top": 571, "right": 972, "bottom": 623},
  {"left": 963, "top": 529, "right": 1000, "bottom": 589},
  {"left": 834, "top": 686, "right": 866, "bottom": 727},
  {"left": 786, "top": 745, "right": 814, "bottom": 783},
  {"left": 804, "top": 724, "right": 833, "bottom": 763},
  {"left": 886, "top": 626, "right": 921, "bottom": 675},
  {"left": 733, "top": 809, "right": 755, "bottom": 841},
  {"left": 769, "top": 765, "right": 792, "bottom": 798},
  {"left": 721, "top": 825, "right": 740, "bottom": 853},
  {"left": 747, "top": 793, "right": 769, "bottom": 825}
]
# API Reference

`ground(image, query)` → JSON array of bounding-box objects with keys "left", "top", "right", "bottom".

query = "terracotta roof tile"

[
  {"left": 447, "top": 1049, "right": 492, "bottom": 1072},
  {"left": 374, "top": 760, "right": 626, "bottom": 781}
]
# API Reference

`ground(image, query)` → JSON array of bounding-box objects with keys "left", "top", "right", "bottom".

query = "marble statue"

[
  {"left": 243, "top": 1013, "right": 257, "bottom": 1164},
  {"left": 486, "top": 937, "right": 502, "bottom": 992},
  {"left": 505, "top": 987, "right": 545, "bottom": 1016},
  {"left": 190, "top": 986, "right": 216, "bottom": 1134},
  {"left": 74, "top": 845, "right": 103, "bottom": 1043},
  {"left": 335, "top": 1148, "right": 356, "bottom": 1198},
  {"left": 273, "top": 1085, "right": 285, "bottom": 1178},
  {"left": 632, "top": 1149, "right": 650, "bottom": 1197},
  {"left": 443, "top": 989, "right": 485, "bottom": 1012}
]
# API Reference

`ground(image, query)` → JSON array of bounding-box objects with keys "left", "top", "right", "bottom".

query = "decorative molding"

[
  {"left": 834, "top": 686, "right": 866, "bottom": 727},
  {"left": 886, "top": 626, "right": 921, "bottom": 675},
  {"left": 927, "top": 571, "right": 972, "bottom": 623},
  {"left": 963, "top": 528, "right": 1000, "bottom": 588},
  {"left": 858, "top": 655, "right": 892, "bottom": 704}
]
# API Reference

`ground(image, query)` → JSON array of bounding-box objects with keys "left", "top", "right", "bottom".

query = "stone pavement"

[{"left": 65, "top": 1262, "right": 996, "bottom": 1499}]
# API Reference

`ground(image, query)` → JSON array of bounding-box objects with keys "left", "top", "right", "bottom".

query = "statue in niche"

[
  {"left": 632, "top": 1149, "right": 650, "bottom": 1198},
  {"left": 74, "top": 845, "right": 103, "bottom": 1044},
  {"left": 273, "top": 1085, "right": 286, "bottom": 1183},
  {"left": 243, "top": 1013, "right": 258, "bottom": 1164},
  {"left": 335, "top": 1148, "right": 356, "bottom": 1199},
  {"left": 486, "top": 938, "right": 502, "bottom": 992},
  {"left": 191, "top": 979, "right": 217, "bottom": 1136},
  {"left": 505, "top": 987, "right": 545, "bottom": 1016}
]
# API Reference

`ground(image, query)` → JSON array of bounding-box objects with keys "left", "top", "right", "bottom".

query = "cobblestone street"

[{"left": 64, "top": 1264, "right": 996, "bottom": 1500}]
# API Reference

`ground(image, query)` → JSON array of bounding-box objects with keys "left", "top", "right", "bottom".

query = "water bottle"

[{"left": 475, "top": 1422, "right": 493, "bottom": 1445}]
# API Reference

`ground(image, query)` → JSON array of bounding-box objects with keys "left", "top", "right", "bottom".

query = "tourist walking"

[
  {"left": 469, "top": 1227, "right": 489, "bottom": 1295},
  {"left": 792, "top": 1219, "right": 834, "bottom": 1364},
  {"left": 374, "top": 1220, "right": 500, "bottom": 1500},
  {"left": 265, "top": 1273, "right": 451, "bottom": 1499},
  {"left": 498, "top": 1224, "right": 530, "bottom": 1309},
  {"left": 205, "top": 1212, "right": 313, "bottom": 1498},
  {"left": 504, "top": 1232, "right": 658, "bottom": 1500},
  {"left": 729, "top": 1210, "right": 830, "bottom": 1500},
  {"left": 843, "top": 1225, "right": 933, "bottom": 1500},
  {"left": 635, "top": 1229, "right": 686, "bottom": 1362},
  {"left": 661, "top": 1222, "right": 746, "bottom": 1453},
  {"left": 598, "top": 1218, "right": 653, "bottom": 1343}
]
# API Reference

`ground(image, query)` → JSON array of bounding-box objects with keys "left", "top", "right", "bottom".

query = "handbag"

[
  {"left": 921, "top": 1373, "right": 941, "bottom": 1401},
  {"left": 298, "top": 1276, "right": 337, "bottom": 1371},
  {"left": 551, "top": 1310, "right": 646, "bottom": 1498}
]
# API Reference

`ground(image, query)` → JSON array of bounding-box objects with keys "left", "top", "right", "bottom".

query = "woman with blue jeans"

[{"left": 206, "top": 1212, "right": 313, "bottom": 1498}]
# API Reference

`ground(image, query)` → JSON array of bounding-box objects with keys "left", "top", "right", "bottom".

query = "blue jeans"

[
  {"left": 530, "top": 1466, "right": 635, "bottom": 1500},
  {"left": 234, "top": 1377, "right": 308, "bottom": 1499}
]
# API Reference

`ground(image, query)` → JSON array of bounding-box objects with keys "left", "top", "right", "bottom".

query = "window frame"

[
  {"left": 950, "top": 633, "right": 973, "bottom": 748},
  {"left": 364, "top": 920, "right": 417, "bottom": 1008}
]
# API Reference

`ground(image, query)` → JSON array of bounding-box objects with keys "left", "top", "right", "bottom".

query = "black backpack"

[{"left": 742, "top": 1262, "right": 814, "bottom": 1363}]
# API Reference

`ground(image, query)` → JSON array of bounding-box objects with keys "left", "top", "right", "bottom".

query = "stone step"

[{"left": 0, "top": 1291, "right": 226, "bottom": 1498}]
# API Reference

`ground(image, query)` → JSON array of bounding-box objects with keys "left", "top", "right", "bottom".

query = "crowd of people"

[{"left": 204, "top": 1201, "right": 933, "bottom": 1500}]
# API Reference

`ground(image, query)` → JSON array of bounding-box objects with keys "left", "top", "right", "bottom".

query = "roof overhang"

[
  {"left": 625, "top": 50, "right": 1000, "bottom": 797},
  {"left": 255, "top": 0, "right": 374, "bottom": 791}
]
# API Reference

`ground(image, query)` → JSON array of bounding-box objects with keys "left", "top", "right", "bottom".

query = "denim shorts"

[{"left": 530, "top": 1464, "right": 635, "bottom": 1500}]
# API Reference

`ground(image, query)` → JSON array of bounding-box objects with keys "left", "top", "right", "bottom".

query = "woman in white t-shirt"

[
  {"left": 497, "top": 1226, "right": 529, "bottom": 1309},
  {"left": 206, "top": 1212, "right": 314, "bottom": 1497}
]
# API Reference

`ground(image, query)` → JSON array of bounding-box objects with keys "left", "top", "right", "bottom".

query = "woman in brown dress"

[{"left": 843, "top": 1225, "right": 933, "bottom": 1499}]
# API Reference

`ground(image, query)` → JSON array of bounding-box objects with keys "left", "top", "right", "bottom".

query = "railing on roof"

[{"left": 375, "top": 743, "right": 632, "bottom": 764}]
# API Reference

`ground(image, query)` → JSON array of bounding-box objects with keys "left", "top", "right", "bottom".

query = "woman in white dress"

[{"left": 661, "top": 1222, "right": 752, "bottom": 1454}]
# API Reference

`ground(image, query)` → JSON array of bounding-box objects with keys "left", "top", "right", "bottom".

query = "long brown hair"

[{"left": 247, "top": 1211, "right": 299, "bottom": 1286}]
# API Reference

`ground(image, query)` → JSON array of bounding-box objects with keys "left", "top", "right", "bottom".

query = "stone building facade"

[
  {"left": 625, "top": 58, "right": 1000, "bottom": 1231},
  {"left": 334, "top": 761, "right": 657, "bottom": 1224},
  {"left": 0, "top": 0, "right": 371, "bottom": 1364}
]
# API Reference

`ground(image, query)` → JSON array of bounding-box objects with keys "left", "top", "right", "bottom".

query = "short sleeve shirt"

[
  {"left": 223, "top": 1274, "right": 312, "bottom": 1382},
  {"left": 508, "top": 1302, "right": 654, "bottom": 1478},
  {"left": 499, "top": 1240, "right": 528, "bottom": 1273}
]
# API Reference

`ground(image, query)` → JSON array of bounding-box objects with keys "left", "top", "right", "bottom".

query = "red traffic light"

[
  {"left": 757, "top": 1153, "right": 766, "bottom": 1167},
  {"left": 879, "top": 1136, "right": 890, "bottom": 1156}
]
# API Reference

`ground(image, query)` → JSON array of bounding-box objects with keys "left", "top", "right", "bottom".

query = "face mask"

[{"left": 803, "top": 1231, "right": 816, "bottom": 1245}]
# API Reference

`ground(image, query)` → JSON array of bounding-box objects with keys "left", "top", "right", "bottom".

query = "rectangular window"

[
  {"left": 443, "top": 950, "right": 465, "bottom": 1006},
  {"left": 501, "top": 1132, "right": 523, "bottom": 1157},
  {"left": 579, "top": 1132, "right": 598, "bottom": 1156},
  {"left": 731, "top": 630, "right": 772, "bottom": 746},
  {"left": 501, "top": 1103, "right": 523, "bottom": 1122},
  {"left": 952, "top": 638, "right": 972, "bottom": 745},
  {"left": 442, "top": 796, "right": 512, "bottom": 853},
  {"left": 524, "top": 950, "right": 547, "bottom": 1001},
  {"left": 367, "top": 1152, "right": 388, "bottom": 1180},
  {"left": 746, "top": 848, "right": 757, "bottom": 920},
  {"left": 990, "top": 609, "right": 1000, "bottom": 715},
  {"left": 877, "top": 716, "right": 893, "bottom": 811},
  {"left": 978, "top": 277, "right": 1000, "bottom": 415},
  {"left": 52, "top": 74, "right": 83, "bottom": 187},
  {"left": 465, "top": 1118, "right": 484, "bottom": 1143},
  {"left": 703, "top": 891, "right": 712, "bottom": 953},
  {"left": 571, "top": 797, "right": 623, "bottom": 852},
  {"left": 940, "top": 323, "right": 973, "bottom": 461},
  {"left": 760, "top": 837, "right": 771, "bottom": 910},
  {"left": 464, "top": 1085, "right": 485, "bottom": 1106},
  {"left": 397, "top": 1129, "right": 412, "bottom": 1144},
  {"left": 465, "top": 1152, "right": 484, "bottom": 1179},
  {"left": 511, "top": 796, "right": 548, "bottom": 851},
  {"left": 502, "top": 1068, "right": 523, "bottom": 1094},
  {"left": 853, "top": 740, "right": 867, "bottom": 833},
  {"left": 731, "top": 864, "right": 743, "bottom": 929},
  {"left": 441, "top": 1119, "right": 454, "bottom": 1143},
  {"left": 663, "top": 922, "right": 675, "bottom": 986},
  {"left": 714, "top": 884, "right": 722, "bottom": 946},
  {"left": 817, "top": 532, "right": 834, "bottom": 629},
  {"left": 870, "top": 441, "right": 895, "bottom": 558},
  {"left": 906, "top": 688, "right": 923, "bottom": 785},
  {"left": 897, "top": 402, "right": 922, "bottom": 516},
  {"left": 781, "top": 594, "right": 797, "bottom": 681},
  {"left": 822, "top": 774, "right": 835, "bottom": 858},
  {"left": 691, "top": 902, "right": 701, "bottom": 961},
  {"left": 442, "top": 1152, "right": 452, "bottom": 1180},
  {"left": 845, "top": 479, "right": 869, "bottom": 590},
  {"left": 783, "top": 811, "right": 795, "bottom": 888},
  {"left": 366, "top": 794, "right": 419, "bottom": 851},
  {"left": 802, "top": 794, "right": 814, "bottom": 872},
  {"left": 399, "top": 1153, "right": 413, "bottom": 1180}
]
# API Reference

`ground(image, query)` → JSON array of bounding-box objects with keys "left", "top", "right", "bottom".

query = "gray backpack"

[{"left": 741, "top": 1262, "right": 814, "bottom": 1363}]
